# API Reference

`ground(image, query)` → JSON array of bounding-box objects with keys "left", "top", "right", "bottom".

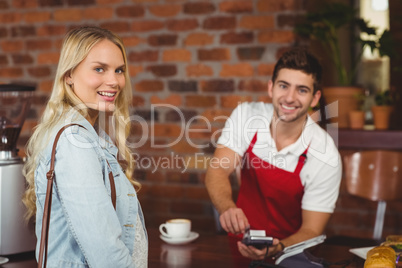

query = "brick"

[
  {"left": 0, "top": 55, "right": 7, "bottom": 65},
  {"left": 200, "top": 79, "right": 234, "bottom": 92},
  {"left": 149, "top": 4, "right": 181, "bottom": 17},
  {"left": 67, "top": 0, "right": 95, "bottom": 5},
  {"left": 186, "top": 95, "right": 216, "bottom": 108},
  {"left": 257, "top": 0, "right": 296, "bottom": 12},
  {"left": 220, "top": 63, "right": 254, "bottom": 77},
  {"left": 198, "top": 48, "right": 231, "bottom": 61},
  {"left": 132, "top": 95, "right": 145, "bottom": 107},
  {"left": 163, "top": 49, "right": 191, "bottom": 62},
  {"left": 37, "top": 52, "right": 60, "bottom": 64},
  {"left": 12, "top": 54, "right": 34, "bottom": 64},
  {"left": 0, "top": 67, "right": 23, "bottom": 78},
  {"left": 38, "top": 0, "right": 62, "bottom": 7},
  {"left": 152, "top": 124, "right": 183, "bottom": 138},
  {"left": 0, "top": 13, "right": 22, "bottom": 23},
  {"left": 203, "top": 16, "right": 236, "bottom": 30},
  {"left": 258, "top": 63, "right": 275, "bottom": 76},
  {"left": 122, "top": 36, "right": 144, "bottom": 47},
  {"left": 38, "top": 79, "right": 54, "bottom": 93},
  {"left": 100, "top": 21, "right": 130, "bottom": 33},
  {"left": 54, "top": 9, "right": 82, "bottom": 22},
  {"left": 28, "top": 66, "right": 52, "bottom": 77},
  {"left": 131, "top": 0, "right": 158, "bottom": 3},
  {"left": 13, "top": 0, "right": 38, "bottom": 8},
  {"left": 184, "top": 33, "right": 214, "bottom": 46},
  {"left": 277, "top": 14, "right": 304, "bottom": 28},
  {"left": 183, "top": 2, "right": 215, "bottom": 14},
  {"left": 135, "top": 80, "right": 164, "bottom": 92},
  {"left": 239, "top": 15, "right": 274, "bottom": 30},
  {"left": 1, "top": 40, "right": 23, "bottom": 52},
  {"left": 26, "top": 40, "right": 52, "bottom": 50},
  {"left": 219, "top": 1, "right": 253, "bottom": 13},
  {"left": 167, "top": 19, "right": 198, "bottom": 31},
  {"left": 237, "top": 46, "right": 265, "bottom": 60},
  {"left": 24, "top": 11, "right": 51, "bottom": 23},
  {"left": 116, "top": 5, "right": 144, "bottom": 18},
  {"left": 257, "top": 95, "right": 273, "bottom": 103},
  {"left": 201, "top": 109, "right": 232, "bottom": 123},
  {"left": 148, "top": 34, "right": 177, "bottom": 46},
  {"left": 220, "top": 31, "right": 253, "bottom": 44},
  {"left": 131, "top": 20, "right": 164, "bottom": 32},
  {"left": 171, "top": 140, "right": 200, "bottom": 154},
  {"left": 129, "top": 50, "right": 158, "bottom": 62},
  {"left": 168, "top": 80, "right": 197, "bottom": 92},
  {"left": 165, "top": 109, "right": 198, "bottom": 122},
  {"left": 147, "top": 64, "right": 177, "bottom": 77},
  {"left": 133, "top": 109, "right": 159, "bottom": 121},
  {"left": 37, "top": 25, "right": 66, "bottom": 36},
  {"left": 129, "top": 64, "right": 143, "bottom": 77},
  {"left": 258, "top": 30, "right": 295, "bottom": 43},
  {"left": 220, "top": 95, "right": 253, "bottom": 108},
  {"left": 83, "top": 7, "right": 114, "bottom": 20},
  {"left": 186, "top": 64, "right": 213, "bottom": 77},
  {"left": 0, "top": 0, "right": 8, "bottom": 8},
  {"left": 166, "top": 172, "right": 199, "bottom": 184},
  {"left": 11, "top": 25, "right": 35, "bottom": 37},
  {"left": 150, "top": 94, "right": 182, "bottom": 106},
  {"left": 0, "top": 28, "right": 7, "bottom": 38},
  {"left": 97, "top": 0, "right": 124, "bottom": 3},
  {"left": 239, "top": 79, "right": 267, "bottom": 92}
]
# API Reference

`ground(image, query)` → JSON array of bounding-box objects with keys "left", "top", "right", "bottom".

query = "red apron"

[{"left": 236, "top": 132, "right": 308, "bottom": 240}]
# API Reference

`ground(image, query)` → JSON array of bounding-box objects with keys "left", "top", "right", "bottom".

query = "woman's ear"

[{"left": 65, "top": 72, "right": 73, "bottom": 85}]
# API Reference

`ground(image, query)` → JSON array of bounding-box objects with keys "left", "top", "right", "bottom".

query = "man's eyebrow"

[
  {"left": 276, "top": 80, "right": 290, "bottom": 85},
  {"left": 277, "top": 80, "right": 312, "bottom": 92}
]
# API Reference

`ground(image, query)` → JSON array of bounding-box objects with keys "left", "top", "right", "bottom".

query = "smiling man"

[{"left": 205, "top": 48, "right": 342, "bottom": 260}]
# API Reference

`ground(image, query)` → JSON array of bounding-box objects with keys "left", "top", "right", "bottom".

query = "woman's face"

[{"left": 67, "top": 39, "right": 126, "bottom": 121}]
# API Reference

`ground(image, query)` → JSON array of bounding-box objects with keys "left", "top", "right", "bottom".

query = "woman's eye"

[
  {"left": 95, "top": 67, "right": 104, "bottom": 72},
  {"left": 116, "top": 68, "right": 124, "bottom": 74}
]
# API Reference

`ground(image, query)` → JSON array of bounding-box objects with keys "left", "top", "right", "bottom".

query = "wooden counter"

[{"left": 328, "top": 128, "right": 402, "bottom": 150}]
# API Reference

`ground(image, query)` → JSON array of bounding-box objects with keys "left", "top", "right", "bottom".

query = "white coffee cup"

[{"left": 159, "top": 219, "right": 191, "bottom": 238}]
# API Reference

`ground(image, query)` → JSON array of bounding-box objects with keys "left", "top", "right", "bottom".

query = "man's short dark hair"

[{"left": 272, "top": 48, "right": 322, "bottom": 94}]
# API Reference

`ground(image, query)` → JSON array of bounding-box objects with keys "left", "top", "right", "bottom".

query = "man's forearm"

[{"left": 205, "top": 166, "right": 237, "bottom": 214}]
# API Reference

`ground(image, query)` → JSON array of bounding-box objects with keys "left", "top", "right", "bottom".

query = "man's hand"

[
  {"left": 219, "top": 207, "right": 249, "bottom": 235},
  {"left": 237, "top": 238, "right": 281, "bottom": 260}
]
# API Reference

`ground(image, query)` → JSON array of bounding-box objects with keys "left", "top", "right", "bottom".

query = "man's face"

[{"left": 268, "top": 68, "right": 321, "bottom": 124}]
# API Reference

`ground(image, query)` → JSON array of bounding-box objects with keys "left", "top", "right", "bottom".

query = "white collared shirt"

[{"left": 217, "top": 102, "right": 342, "bottom": 213}]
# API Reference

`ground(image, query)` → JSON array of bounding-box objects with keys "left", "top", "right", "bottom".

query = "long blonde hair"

[{"left": 22, "top": 26, "right": 139, "bottom": 221}]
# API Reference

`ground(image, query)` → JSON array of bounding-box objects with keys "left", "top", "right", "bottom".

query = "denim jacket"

[{"left": 35, "top": 110, "right": 146, "bottom": 268}]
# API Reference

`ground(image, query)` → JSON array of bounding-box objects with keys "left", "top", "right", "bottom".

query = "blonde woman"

[{"left": 23, "top": 26, "right": 147, "bottom": 268}]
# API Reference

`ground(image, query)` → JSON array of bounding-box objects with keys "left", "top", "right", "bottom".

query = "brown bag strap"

[{"left": 37, "top": 123, "right": 117, "bottom": 267}]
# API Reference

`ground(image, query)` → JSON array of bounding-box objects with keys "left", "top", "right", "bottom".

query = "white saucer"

[
  {"left": 0, "top": 257, "right": 9, "bottom": 265},
  {"left": 160, "top": 231, "right": 199, "bottom": 245}
]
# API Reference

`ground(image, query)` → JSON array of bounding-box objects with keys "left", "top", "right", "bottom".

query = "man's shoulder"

[{"left": 235, "top": 102, "right": 273, "bottom": 116}]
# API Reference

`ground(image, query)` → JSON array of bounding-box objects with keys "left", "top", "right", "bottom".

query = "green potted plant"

[
  {"left": 294, "top": 1, "right": 395, "bottom": 128},
  {"left": 372, "top": 89, "right": 394, "bottom": 130},
  {"left": 348, "top": 93, "right": 366, "bottom": 130}
]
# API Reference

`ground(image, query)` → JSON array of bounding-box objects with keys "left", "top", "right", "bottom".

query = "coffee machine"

[{"left": 0, "top": 84, "right": 36, "bottom": 255}]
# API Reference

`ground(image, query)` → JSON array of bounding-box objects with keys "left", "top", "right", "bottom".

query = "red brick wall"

[{"left": 2, "top": 0, "right": 399, "bottom": 238}]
